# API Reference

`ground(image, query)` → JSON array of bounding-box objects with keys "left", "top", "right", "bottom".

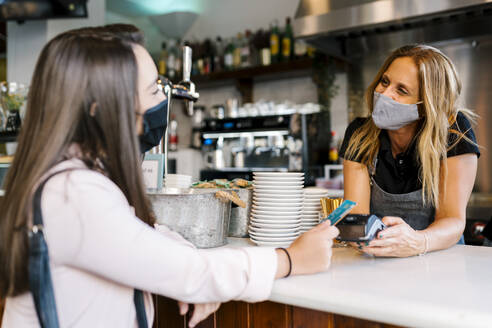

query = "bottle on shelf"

[
  {"left": 158, "top": 42, "right": 168, "bottom": 76},
  {"left": 233, "top": 33, "right": 243, "bottom": 69},
  {"left": 189, "top": 40, "right": 199, "bottom": 76},
  {"left": 241, "top": 30, "right": 252, "bottom": 67},
  {"left": 270, "top": 20, "right": 280, "bottom": 63},
  {"left": 214, "top": 36, "right": 224, "bottom": 72},
  {"left": 224, "top": 37, "right": 235, "bottom": 70},
  {"left": 169, "top": 114, "right": 178, "bottom": 151},
  {"left": 203, "top": 38, "right": 213, "bottom": 74},
  {"left": 282, "top": 17, "right": 293, "bottom": 61},
  {"left": 258, "top": 29, "right": 271, "bottom": 66}
]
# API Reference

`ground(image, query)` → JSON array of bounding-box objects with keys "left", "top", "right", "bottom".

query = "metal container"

[
  {"left": 228, "top": 188, "right": 253, "bottom": 238},
  {"left": 148, "top": 188, "right": 231, "bottom": 248}
]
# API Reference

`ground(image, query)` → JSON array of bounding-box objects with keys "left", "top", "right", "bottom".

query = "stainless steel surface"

[
  {"left": 228, "top": 188, "right": 253, "bottom": 238},
  {"left": 294, "top": 0, "right": 492, "bottom": 58},
  {"left": 232, "top": 148, "right": 245, "bottom": 168},
  {"left": 149, "top": 189, "right": 231, "bottom": 248},
  {"left": 182, "top": 45, "right": 197, "bottom": 116},
  {"left": 294, "top": 0, "right": 492, "bottom": 38},
  {"left": 204, "top": 147, "right": 225, "bottom": 169}
]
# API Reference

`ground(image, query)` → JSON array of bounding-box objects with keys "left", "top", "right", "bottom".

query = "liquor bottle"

[
  {"left": 233, "top": 33, "right": 242, "bottom": 68},
  {"left": 158, "top": 42, "right": 168, "bottom": 76},
  {"left": 259, "top": 29, "right": 271, "bottom": 66},
  {"left": 270, "top": 20, "right": 280, "bottom": 63},
  {"left": 282, "top": 17, "right": 293, "bottom": 61},
  {"left": 169, "top": 114, "right": 178, "bottom": 151},
  {"left": 203, "top": 38, "right": 213, "bottom": 74},
  {"left": 241, "top": 30, "right": 252, "bottom": 67},
  {"left": 224, "top": 38, "right": 235, "bottom": 70},
  {"left": 214, "top": 36, "right": 224, "bottom": 72}
]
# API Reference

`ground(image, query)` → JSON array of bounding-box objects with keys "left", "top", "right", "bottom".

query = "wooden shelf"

[{"left": 190, "top": 56, "right": 346, "bottom": 103}]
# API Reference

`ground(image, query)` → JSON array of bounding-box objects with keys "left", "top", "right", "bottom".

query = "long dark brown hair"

[{"left": 0, "top": 31, "right": 155, "bottom": 297}]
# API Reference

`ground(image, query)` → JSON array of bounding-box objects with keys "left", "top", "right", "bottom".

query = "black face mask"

[{"left": 139, "top": 99, "right": 168, "bottom": 153}]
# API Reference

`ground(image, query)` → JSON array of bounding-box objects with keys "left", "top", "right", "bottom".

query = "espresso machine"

[{"left": 199, "top": 112, "right": 324, "bottom": 184}]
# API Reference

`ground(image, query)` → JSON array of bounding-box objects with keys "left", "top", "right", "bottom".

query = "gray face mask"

[{"left": 372, "top": 92, "right": 421, "bottom": 130}]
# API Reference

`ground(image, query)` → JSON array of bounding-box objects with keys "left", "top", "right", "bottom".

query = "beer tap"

[{"left": 160, "top": 45, "right": 200, "bottom": 177}]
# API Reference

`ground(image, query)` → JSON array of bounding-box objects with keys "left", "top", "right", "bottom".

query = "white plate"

[
  {"left": 250, "top": 234, "right": 298, "bottom": 241},
  {"left": 253, "top": 188, "right": 304, "bottom": 193},
  {"left": 253, "top": 196, "right": 303, "bottom": 202},
  {"left": 253, "top": 181, "right": 304, "bottom": 186},
  {"left": 302, "top": 214, "right": 320, "bottom": 218},
  {"left": 251, "top": 216, "right": 301, "bottom": 222},
  {"left": 254, "top": 177, "right": 304, "bottom": 182},
  {"left": 252, "top": 205, "right": 303, "bottom": 212},
  {"left": 254, "top": 193, "right": 304, "bottom": 200},
  {"left": 252, "top": 209, "right": 302, "bottom": 216},
  {"left": 301, "top": 220, "right": 319, "bottom": 224},
  {"left": 302, "top": 210, "right": 319, "bottom": 215},
  {"left": 254, "top": 186, "right": 304, "bottom": 191},
  {"left": 253, "top": 172, "right": 304, "bottom": 177},
  {"left": 250, "top": 221, "right": 301, "bottom": 229},
  {"left": 303, "top": 206, "right": 321, "bottom": 210},
  {"left": 304, "top": 199, "right": 324, "bottom": 203},
  {"left": 250, "top": 239, "right": 293, "bottom": 247},
  {"left": 253, "top": 200, "right": 303, "bottom": 207},
  {"left": 249, "top": 225, "right": 299, "bottom": 233},
  {"left": 251, "top": 217, "right": 301, "bottom": 223},
  {"left": 249, "top": 230, "right": 299, "bottom": 238},
  {"left": 304, "top": 187, "right": 329, "bottom": 193}
]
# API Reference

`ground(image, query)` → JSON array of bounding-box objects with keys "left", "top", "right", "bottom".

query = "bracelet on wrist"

[
  {"left": 276, "top": 247, "right": 292, "bottom": 278},
  {"left": 419, "top": 231, "right": 429, "bottom": 256}
]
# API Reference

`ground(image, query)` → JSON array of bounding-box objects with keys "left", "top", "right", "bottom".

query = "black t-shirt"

[{"left": 339, "top": 112, "right": 480, "bottom": 194}]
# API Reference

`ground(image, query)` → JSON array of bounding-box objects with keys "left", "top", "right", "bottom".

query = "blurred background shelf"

[{"left": 0, "top": 132, "right": 18, "bottom": 143}]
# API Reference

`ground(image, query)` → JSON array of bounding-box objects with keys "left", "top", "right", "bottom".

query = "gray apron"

[{"left": 369, "top": 157, "right": 435, "bottom": 230}]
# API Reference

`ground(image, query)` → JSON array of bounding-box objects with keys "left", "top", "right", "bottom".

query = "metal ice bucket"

[
  {"left": 228, "top": 188, "right": 253, "bottom": 238},
  {"left": 148, "top": 188, "right": 231, "bottom": 248}
]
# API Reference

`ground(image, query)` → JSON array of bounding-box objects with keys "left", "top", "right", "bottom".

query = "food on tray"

[{"left": 192, "top": 178, "right": 253, "bottom": 189}]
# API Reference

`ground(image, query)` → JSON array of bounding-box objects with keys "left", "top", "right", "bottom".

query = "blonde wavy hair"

[{"left": 345, "top": 44, "right": 476, "bottom": 208}]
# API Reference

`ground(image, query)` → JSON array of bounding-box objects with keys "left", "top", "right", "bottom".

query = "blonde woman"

[{"left": 339, "top": 44, "right": 479, "bottom": 257}]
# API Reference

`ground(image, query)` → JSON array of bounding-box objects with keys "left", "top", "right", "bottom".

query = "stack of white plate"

[
  {"left": 301, "top": 187, "right": 329, "bottom": 232},
  {"left": 249, "top": 172, "right": 304, "bottom": 247}
]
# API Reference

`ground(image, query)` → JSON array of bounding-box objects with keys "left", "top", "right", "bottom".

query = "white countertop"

[{"left": 226, "top": 238, "right": 492, "bottom": 328}]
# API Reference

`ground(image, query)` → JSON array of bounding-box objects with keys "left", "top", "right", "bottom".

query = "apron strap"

[{"left": 29, "top": 168, "right": 149, "bottom": 328}]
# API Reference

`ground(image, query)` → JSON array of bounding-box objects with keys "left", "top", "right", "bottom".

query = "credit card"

[{"left": 319, "top": 200, "right": 357, "bottom": 226}]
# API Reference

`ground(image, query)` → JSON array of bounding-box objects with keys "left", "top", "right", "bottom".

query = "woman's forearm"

[{"left": 425, "top": 217, "right": 465, "bottom": 252}]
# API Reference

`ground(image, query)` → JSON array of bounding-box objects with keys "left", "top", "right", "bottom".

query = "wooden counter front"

[{"left": 153, "top": 296, "right": 402, "bottom": 328}]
